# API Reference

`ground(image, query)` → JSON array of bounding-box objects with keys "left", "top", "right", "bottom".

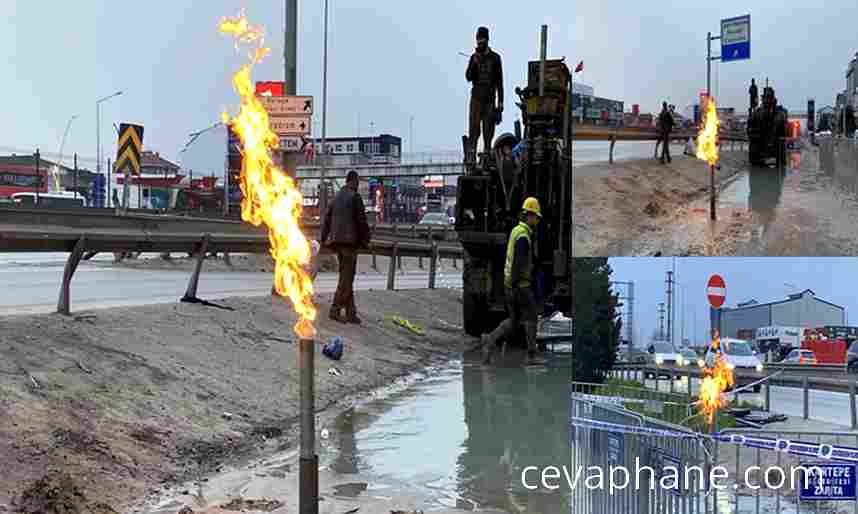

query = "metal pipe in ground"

[
  {"left": 803, "top": 376, "right": 809, "bottom": 420},
  {"left": 299, "top": 337, "right": 318, "bottom": 514},
  {"left": 709, "top": 164, "right": 716, "bottom": 221}
]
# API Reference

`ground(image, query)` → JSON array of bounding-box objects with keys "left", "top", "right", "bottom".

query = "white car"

[
  {"left": 645, "top": 341, "right": 681, "bottom": 378},
  {"left": 704, "top": 337, "right": 764, "bottom": 391}
]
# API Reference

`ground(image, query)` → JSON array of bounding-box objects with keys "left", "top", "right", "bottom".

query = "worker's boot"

[
  {"left": 329, "top": 304, "right": 346, "bottom": 323},
  {"left": 524, "top": 322, "right": 543, "bottom": 366},
  {"left": 482, "top": 320, "right": 512, "bottom": 365},
  {"left": 345, "top": 303, "right": 362, "bottom": 325}
]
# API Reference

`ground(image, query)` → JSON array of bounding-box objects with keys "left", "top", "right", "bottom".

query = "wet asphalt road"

[{"left": 0, "top": 254, "right": 462, "bottom": 315}]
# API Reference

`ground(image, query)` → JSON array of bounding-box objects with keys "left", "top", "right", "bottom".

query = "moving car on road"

[
  {"left": 848, "top": 341, "right": 858, "bottom": 372},
  {"left": 705, "top": 338, "right": 764, "bottom": 392},
  {"left": 782, "top": 348, "right": 818, "bottom": 365},
  {"left": 418, "top": 212, "right": 450, "bottom": 240},
  {"left": 677, "top": 348, "right": 703, "bottom": 368},
  {"left": 645, "top": 341, "right": 680, "bottom": 379}
]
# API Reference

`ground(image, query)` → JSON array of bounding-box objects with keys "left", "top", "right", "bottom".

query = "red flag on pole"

[{"left": 574, "top": 61, "right": 584, "bottom": 73}]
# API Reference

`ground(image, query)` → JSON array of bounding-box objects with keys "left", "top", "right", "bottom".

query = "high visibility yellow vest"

[{"left": 504, "top": 222, "right": 532, "bottom": 289}]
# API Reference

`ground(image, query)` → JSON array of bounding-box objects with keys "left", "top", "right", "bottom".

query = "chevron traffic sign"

[{"left": 114, "top": 123, "right": 144, "bottom": 175}]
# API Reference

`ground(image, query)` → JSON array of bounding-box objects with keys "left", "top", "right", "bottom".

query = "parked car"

[
  {"left": 418, "top": 212, "right": 450, "bottom": 239},
  {"left": 704, "top": 337, "right": 764, "bottom": 392},
  {"left": 782, "top": 349, "right": 818, "bottom": 365}
]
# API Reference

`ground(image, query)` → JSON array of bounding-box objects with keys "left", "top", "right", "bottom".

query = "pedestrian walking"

[
  {"left": 658, "top": 102, "right": 674, "bottom": 164},
  {"left": 320, "top": 170, "right": 370, "bottom": 324},
  {"left": 480, "top": 197, "right": 543, "bottom": 365}
]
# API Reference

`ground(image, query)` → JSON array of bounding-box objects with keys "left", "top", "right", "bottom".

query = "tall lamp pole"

[
  {"left": 96, "top": 91, "right": 123, "bottom": 196},
  {"left": 318, "top": 0, "right": 330, "bottom": 232}
]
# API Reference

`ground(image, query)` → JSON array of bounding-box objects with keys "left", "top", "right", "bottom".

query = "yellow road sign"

[{"left": 114, "top": 123, "right": 144, "bottom": 175}]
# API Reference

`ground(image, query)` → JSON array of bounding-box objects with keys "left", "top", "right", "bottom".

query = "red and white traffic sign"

[{"left": 707, "top": 274, "right": 726, "bottom": 309}]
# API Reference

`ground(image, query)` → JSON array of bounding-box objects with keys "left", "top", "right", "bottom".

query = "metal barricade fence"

[
  {"left": 571, "top": 389, "right": 710, "bottom": 514},
  {"left": 572, "top": 384, "right": 858, "bottom": 514},
  {"left": 712, "top": 428, "right": 858, "bottom": 514}
]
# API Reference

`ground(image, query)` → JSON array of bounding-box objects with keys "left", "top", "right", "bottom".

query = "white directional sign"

[
  {"left": 280, "top": 136, "right": 306, "bottom": 152},
  {"left": 270, "top": 115, "right": 311, "bottom": 136},
  {"left": 257, "top": 95, "right": 314, "bottom": 116}
]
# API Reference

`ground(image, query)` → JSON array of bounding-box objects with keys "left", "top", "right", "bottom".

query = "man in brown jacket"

[
  {"left": 320, "top": 170, "right": 371, "bottom": 324},
  {"left": 466, "top": 26, "right": 504, "bottom": 163}
]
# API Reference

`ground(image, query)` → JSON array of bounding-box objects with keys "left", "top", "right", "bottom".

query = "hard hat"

[{"left": 522, "top": 197, "right": 542, "bottom": 217}]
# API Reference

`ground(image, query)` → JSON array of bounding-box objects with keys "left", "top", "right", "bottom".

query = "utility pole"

[
  {"left": 658, "top": 302, "right": 666, "bottom": 339},
  {"left": 284, "top": 0, "right": 297, "bottom": 95},
  {"left": 318, "top": 0, "right": 330, "bottom": 233},
  {"left": 666, "top": 270, "right": 674, "bottom": 348}
]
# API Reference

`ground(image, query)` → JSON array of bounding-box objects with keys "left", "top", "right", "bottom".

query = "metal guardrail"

[
  {"left": 610, "top": 363, "right": 858, "bottom": 429},
  {"left": 0, "top": 207, "right": 461, "bottom": 243},
  {"left": 0, "top": 210, "right": 464, "bottom": 315}
]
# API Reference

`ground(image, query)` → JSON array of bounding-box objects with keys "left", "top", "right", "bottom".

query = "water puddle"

[
  {"left": 143, "top": 348, "right": 572, "bottom": 513},
  {"left": 321, "top": 349, "right": 572, "bottom": 512}
]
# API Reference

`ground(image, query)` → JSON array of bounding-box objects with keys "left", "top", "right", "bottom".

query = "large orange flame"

[
  {"left": 219, "top": 11, "right": 316, "bottom": 338},
  {"left": 696, "top": 96, "right": 720, "bottom": 166},
  {"left": 699, "top": 350, "right": 734, "bottom": 425}
]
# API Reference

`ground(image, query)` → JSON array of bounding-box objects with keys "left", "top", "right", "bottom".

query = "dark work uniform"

[
  {"left": 659, "top": 109, "right": 674, "bottom": 163},
  {"left": 466, "top": 48, "right": 503, "bottom": 157},
  {"left": 320, "top": 184, "right": 370, "bottom": 319},
  {"left": 749, "top": 83, "right": 759, "bottom": 111}
]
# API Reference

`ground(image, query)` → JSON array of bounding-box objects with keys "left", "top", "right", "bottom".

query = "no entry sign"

[{"left": 707, "top": 275, "right": 726, "bottom": 309}]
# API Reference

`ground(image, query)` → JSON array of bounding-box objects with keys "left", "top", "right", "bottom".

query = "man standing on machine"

[{"left": 466, "top": 26, "right": 504, "bottom": 165}]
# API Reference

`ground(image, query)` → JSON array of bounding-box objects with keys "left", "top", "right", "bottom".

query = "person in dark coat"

[
  {"left": 749, "top": 79, "right": 759, "bottom": 112},
  {"left": 466, "top": 26, "right": 504, "bottom": 163},
  {"left": 658, "top": 102, "right": 674, "bottom": 164},
  {"left": 320, "top": 170, "right": 370, "bottom": 324}
]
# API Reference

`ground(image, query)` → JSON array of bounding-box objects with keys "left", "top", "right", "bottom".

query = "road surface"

[{"left": 0, "top": 254, "right": 462, "bottom": 315}]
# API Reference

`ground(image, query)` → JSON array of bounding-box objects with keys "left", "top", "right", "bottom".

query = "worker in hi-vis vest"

[{"left": 481, "top": 197, "right": 542, "bottom": 365}]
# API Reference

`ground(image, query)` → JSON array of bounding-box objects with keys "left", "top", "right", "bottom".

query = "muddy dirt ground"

[
  {"left": 573, "top": 148, "right": 748, "bottom": 256},
  {"left": 0, "top": 288, "right": 474, "bottom": 513}
]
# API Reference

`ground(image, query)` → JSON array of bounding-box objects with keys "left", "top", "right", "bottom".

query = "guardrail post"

[
  {"left": 669, "top": 371, "right": 675, "bottom": 393},
  {"left": 57, "top": 235, "right": 87, "bottom": 315},
  {"left": 387, "top": 243, "right": 398, "bottom": 291},
  {"left": 223, "top": 251, "right": 231, "bottom": 267},
  {"left": 428, "top": 225, "right": 434, "bottom": 242},
  {"left": 686, "top": 368, "right": 692, "bottom": 398},
  {"left": 654, "top": 370, "right": 660, "bottom": 391},
  {"left": 418, "top": 255, "right": 423, "bottom": 269},
  {"left": 371, "top": 245, "right": 378, "bottom": 271},
  {"left": 411, "top": 224, "right": 417, "bottom": 238},
  {"left": 764, "top": 382, "right": 771, "bottom": 412},
  {"left": 182, "top": 234, "right": 210, "bottom": 302},
  {"left": 803, "top": 376, "right": 809, "bottom": 420},
  {"left": 428, "top": 242, "right": 439, "bottom": 289},
  {"left": 609, "top": 135, "right": 616, "bottom": 164},
  {"left": 397, "top": 253, "right": 403, "bottom": 271},
  {"left": 850, "top": 381, "right": 857, "bottom": 430}
]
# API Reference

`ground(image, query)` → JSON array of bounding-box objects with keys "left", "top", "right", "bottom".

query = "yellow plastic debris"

[{"left": 391, "top": 316, "right": 424, "bottom": 336}]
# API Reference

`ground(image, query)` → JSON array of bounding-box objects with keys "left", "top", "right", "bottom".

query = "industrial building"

[{"left": 711, "top": 289, "right": 845, "bottom": 340}]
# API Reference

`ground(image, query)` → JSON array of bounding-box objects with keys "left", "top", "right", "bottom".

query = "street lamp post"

[
  {"left": 96, "top": 91, "right": 123, "bottom": 203},
  {"left": 55, "top": 114, "right": 79, "bottom": 193},
  {"left": 318, "top": 0, "right": 330, "bottom": 234}
]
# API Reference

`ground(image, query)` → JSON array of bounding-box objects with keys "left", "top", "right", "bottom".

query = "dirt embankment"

[
  {"left": 0, "top": 288, "right": 470, "bottom": 513},
  {"left": 573, "top": 150, "right": 747, "bottom": 256}
]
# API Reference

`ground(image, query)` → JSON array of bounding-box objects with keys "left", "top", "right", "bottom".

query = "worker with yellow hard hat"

[{"left": 481, "top": 197, "right": 542, "bottom": 365}]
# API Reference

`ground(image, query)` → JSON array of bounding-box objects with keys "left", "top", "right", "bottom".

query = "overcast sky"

[
  {"left": 608, "top": 258, "right": 858, "bottom": 349},
  {"left": 5, "top": 1, "right": 857, "bottom": 174}
]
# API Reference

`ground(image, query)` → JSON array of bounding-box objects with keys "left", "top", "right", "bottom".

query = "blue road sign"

[
  {"left": 798, "top": 463, "right": 857, "bottom": 501},
  {"left": 721, "top": 15, "right": 751, "bottom": 62}
]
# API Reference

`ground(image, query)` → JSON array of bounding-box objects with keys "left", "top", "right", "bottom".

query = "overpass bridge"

[{"left": 295, "top": 126, "right": 748, "bottom": 180}]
